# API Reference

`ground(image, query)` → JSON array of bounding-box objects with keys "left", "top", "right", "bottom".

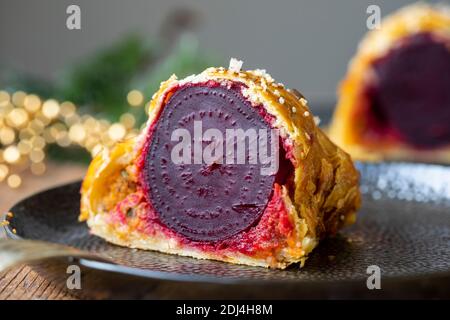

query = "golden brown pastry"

[
  {"left": 80, "top": 59, "right": 361, "bottom": 269},
  {"left": 329, "top": 3, "right": 450, "bottom": 163}
]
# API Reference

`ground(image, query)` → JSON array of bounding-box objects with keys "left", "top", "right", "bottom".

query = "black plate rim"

[{"left": 3, "top": 161, "right": 450, "bottom": 287}]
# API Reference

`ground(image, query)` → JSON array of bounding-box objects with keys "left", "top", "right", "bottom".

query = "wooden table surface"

[{"left": 0, "top": 162, "right": 86, "bottom": 300}]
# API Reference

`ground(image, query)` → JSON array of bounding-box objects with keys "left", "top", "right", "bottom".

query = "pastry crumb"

[
  {"left": 314, "top": 116, "right": 321, "bottom": 125},
  {"left": 299, "top": 97, "right": 308, "bottom": 105},
  {"left": 229, "top": 58, "right": 243, "bottom": 73}
]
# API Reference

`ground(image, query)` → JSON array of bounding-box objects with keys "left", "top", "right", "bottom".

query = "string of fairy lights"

[{"left": 0, "top": 89, "right": 146, "bottom": 189}]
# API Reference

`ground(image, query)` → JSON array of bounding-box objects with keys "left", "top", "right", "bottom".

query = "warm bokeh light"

[
  {"left": 29, "top": 119, "right": 45, "bottom": 135},
  {"left": 7, "top": 174, "right": 22, "bottom": 188},
  {"left": 120, "top": 113, "right": 136, "bottom": 129},
  {"left": 127, "top": 89, "right": 144, "bottom": 107},
  {"left": 3, "top": 145, "right": 21, "bottom": 164},
  {"left": 11, "top": 91, "right": 26, "bottom": 107},
  {"left": 0, "top": 90, "right": 10, "bottom": 107},
  {"left": 30, "top": 149, "right": 45, "bottom": 163},
  {"left": 7, "top": 108, "right": 29, "bottom": 128},
  {"left": 42, "top": 99, "right": 60, "bottom": 119},
  {"left": 56, "top": 131, "right": 71, "bottom": 147},
  {"left": 69, "top": 123, "right": 87, "bottom": 143},
  {"left": 60, "top": 101, "right": 76, "bottom": 118},
  {"left": 0, "top": 127, "right": 16, "bottom": 145},
  {"left": 24, "top": 94, "right": 42, "bottom": 113},
  {"left": 18, "top": 140, "right": 32, "bottom": 154},
  {"left": 0, "top": 90, "right": 143, "bottom": 189},
  {"left": 108, "top": 123, "right": 126, "bottom": 141},
  {"left": 31, "top": 136, "right": 46, "bottom": 150},
  {"left": 0, "top": 164, "right": 9, "bottom": 181}
]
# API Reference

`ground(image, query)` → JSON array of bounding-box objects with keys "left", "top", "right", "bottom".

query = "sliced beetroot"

[
  {"left": 143, "top": 83, "right": 285, "bottom": 242},
  {"left": 366, "top": 33, "right": 450, "bottom": 148}
]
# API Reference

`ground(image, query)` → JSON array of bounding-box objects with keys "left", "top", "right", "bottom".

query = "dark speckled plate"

[{"left": 3, "top": 162, "right": 450, "bottom": 299}]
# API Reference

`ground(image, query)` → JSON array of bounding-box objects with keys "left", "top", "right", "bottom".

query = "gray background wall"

[{"left": 0, "top": 0, "right": 443, "bottom": 101}]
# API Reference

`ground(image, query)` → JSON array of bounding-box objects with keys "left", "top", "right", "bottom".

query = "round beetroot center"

[
  {"left": 143, "top": 83, "right": 282, "bottom": 242},
  {"left": 366, "top": 33, "right": 450, "bottom": 148}
]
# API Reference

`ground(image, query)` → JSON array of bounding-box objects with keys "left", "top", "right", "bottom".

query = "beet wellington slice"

[
  {"left": 329, "top": 3, "right": 450, "bottom": 163},
  {"left": 80, "top": 59, "right": 361, "bottom": 269}
]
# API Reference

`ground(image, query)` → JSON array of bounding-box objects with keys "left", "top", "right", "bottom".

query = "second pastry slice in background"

[{"left": 329, "top": 3, "right": 450, "bottom": 163}]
